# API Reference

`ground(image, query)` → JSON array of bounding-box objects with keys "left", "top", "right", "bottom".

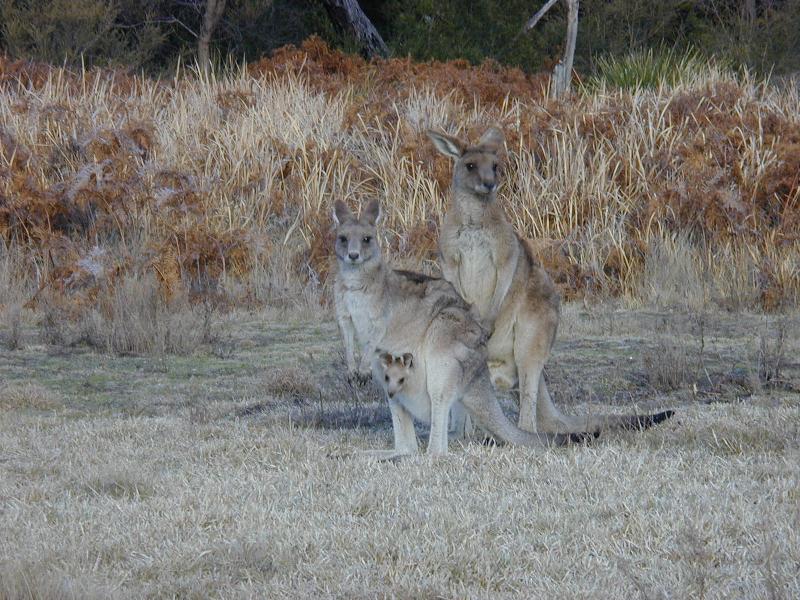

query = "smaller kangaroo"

[
  {"left": 375, "top": 347, "right": 594, "bottom": 456},
  {"left": 379, "top": 352, "right": 415, "bottom": 402}
]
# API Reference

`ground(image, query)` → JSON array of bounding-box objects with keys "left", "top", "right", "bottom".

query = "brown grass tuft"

[
  {"left": 37, "top": 272, "right": 221, "bottom": 355},
  {"left": 262, "top": 366, "right": 318, "bottom": 401},
  {"left": 0, "top": 382, "right": 61, "bottom": 411},
  {"left": 642, "top": 339, "right": 693, "bottom": 392}
]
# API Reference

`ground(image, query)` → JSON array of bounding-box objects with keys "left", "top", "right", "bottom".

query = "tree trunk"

[
  {"left": 524, "top": 0, "right": 559, "bottom": 31},
  {"left": 524, "top": 0, "right": 580, "bottom": 99},
  {"left": 198, "top": 0, "right": 226, "bottom": 77},
  {"left": 320, "top": 0, "right": 389, "bottom": 59},
  {"left": 550, "top": 0, "right": 579, "bottom": 99}
]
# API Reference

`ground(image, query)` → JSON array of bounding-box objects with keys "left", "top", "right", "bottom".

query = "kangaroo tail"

[
  {"left": 461, "top": 369, "right": 594, "bottom": 448},
  {"left": 581, "top": 410, "right": 675, "bottom": 432},
  {"left": 535, "top": 377, "right": 675, "bottom": 434}
]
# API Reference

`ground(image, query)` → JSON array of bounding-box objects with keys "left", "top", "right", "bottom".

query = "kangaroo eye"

[
  {"left": 465, "top": 163, "right": 476, "bottom": 171},
  {"left": 384, "top": 375, "right": 389, "bottom": 382},
  {"left": 338, "top": 235, "right": 347, "bottom": 244},
  {"left": 492, "top": 163, "right": 498, "bottom": 173},
  {"left": 362, "top": 236, "right": 372, "bottom": 244},
  {"left": 399, "top": 378, "right": 405, "bottom": 385}
]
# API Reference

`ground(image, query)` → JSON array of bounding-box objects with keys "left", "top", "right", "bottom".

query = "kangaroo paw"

[{"left": 346, "top": 371, "right": 373, "bottom": 387}]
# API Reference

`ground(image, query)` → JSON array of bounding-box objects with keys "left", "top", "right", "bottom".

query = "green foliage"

[
  {"left": 374, "top": 0, "right": 565, "bottom": 71},
  {"left": 577, "top": 0, "right": 712, "bottom": 62},
  {"left": 0, "top": 0, "right": 166, "bottom": 69},
  {"left": 222, "top": 0, "right": 336, "bottom": 58},
  {"left": 158, "top": 0, "right": 345, "bottom": 68},
  {"left": 0, "top": 0, "right": 797, "bottom": 76},
  {"left": 586, "top": 47, "right": 719, "bottom": 91},
  {"left": 702, "top": 0, "right": 800, "bottom": 75},
  {"left": 578, "top": 0, "right": 800, "bottom": 76}
]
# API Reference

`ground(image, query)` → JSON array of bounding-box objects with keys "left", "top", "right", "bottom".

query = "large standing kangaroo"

[{"left": 429, "top": 127, "right": 674, "bottom": 434}]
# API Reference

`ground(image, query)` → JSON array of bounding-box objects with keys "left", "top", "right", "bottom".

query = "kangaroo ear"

[
  {"left": 333, "top": 200, "right": 353, "bottom": 225},
  {"left": 360, "top": 199, "right": 382, "bottom": 226},
  {"left": 378, "top": 352, "right": 393, "bottom": 367},
  {"left": 427, "top": 129, "right": 465, "bottom": 159},
  {"left": 401, "top": 353, "right": 413, "bottom": 368},
  {"left": 478, "top": 126, "right": 504, "bottom": 150}
]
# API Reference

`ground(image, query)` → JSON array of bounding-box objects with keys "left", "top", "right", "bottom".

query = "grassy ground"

[
  {"left": 3, "top": 41, "right": 799, "bottom": 599},
  {"left": 1, "top": 305, "right": 798, "bottom": 599}
]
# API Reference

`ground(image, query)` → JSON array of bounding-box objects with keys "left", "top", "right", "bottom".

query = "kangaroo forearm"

[
  {"left": 488, "top": 265, "right": 514, "bottom": 320},
  {"left": 359, "top": 340, "right": 376, "bottom": 372},
  {"left": 440, "top": 256, "right": 462, "bottom": 296},
  {"left": 336, "top": 315, "right": 359, "bottom": 372}
]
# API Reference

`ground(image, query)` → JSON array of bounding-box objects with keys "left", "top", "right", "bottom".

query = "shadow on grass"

[{"left": 240, "top": 365, "right": 393, "bottom": 430}]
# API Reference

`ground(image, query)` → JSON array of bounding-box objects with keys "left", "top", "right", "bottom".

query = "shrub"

[
  {"left": 0, "top": 0, "right": 165, "bottom": 69},
  {"left": 642, "top": 338, "right": 692, "bottom": 392},
  {"left": 2, "top": 39, "right": 799, "bottom": 323},
  {"left": 587, "top": 47, "right": 722, "bottom": 91}
]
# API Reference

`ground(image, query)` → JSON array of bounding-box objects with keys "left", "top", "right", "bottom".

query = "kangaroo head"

[
  {"left": 377, "top": 351, "right": 414, "bottom": 399},
  {"left": 427, "top": 127, "right": 505, "bottom": 200},
  {"left": 332, "top": 199, "right": 382, "bottom": 268}
]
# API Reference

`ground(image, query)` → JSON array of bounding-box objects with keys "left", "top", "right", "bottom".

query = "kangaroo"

[
  {"left": 429, "top": 127, "right": 675, "bottom": 434},
  {"left": 333, "top": 199, "right": 590, "bottom": 457},
  {"left": 332, "top": 199, "right": 470, "bottom": 437},
  {"left": 376, "top": 349, "right": 581, "bottom": 453}
]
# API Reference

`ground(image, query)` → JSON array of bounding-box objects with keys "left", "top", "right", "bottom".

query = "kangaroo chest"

[
  {"left": 343, "top": 288, "right": 384, "bottom": 347},
  {"left": 455, "top": 226, "right": 497, "bottom": 317}
]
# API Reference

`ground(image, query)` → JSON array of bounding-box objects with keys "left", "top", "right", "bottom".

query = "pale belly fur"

[
  {"left": 344, "top": 291, "right": 383, "bottom": 349},
  {"left": 457, "top": 231, "right": 497, "bottom": 318}
]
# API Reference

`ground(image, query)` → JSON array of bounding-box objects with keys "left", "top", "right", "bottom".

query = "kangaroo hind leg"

[
  {"left": 425, "top": 360, "right": 462, "bottom": 456},
  {"left": 513, "top": 319, "right": 551, "bottom": 433}
]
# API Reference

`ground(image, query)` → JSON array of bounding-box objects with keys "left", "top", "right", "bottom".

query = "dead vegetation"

[
  {"left": 0, "top": 241, "right": 32, "bottom": 350},
  {"left": 642, "top": 337, "right": 693, "bottom": 392},
  {"left": 1, "top": 41, "right": 797, "bottom": 596},
  {"left": 1, "top": 304, "right": 798, "bottom": 598},
  {"left": 0, "top": 382, "right": 62, "bottom": 412},
  {"left": 255, "top": 359, "right": 389, "bottom": 430},
  {"left": 0, "top": 561, "right": 115, "bottom": 600},
  {"left": 755, "top": 317, "right": 790, "bottom": 390},
  {"left": 35, "top": 273, "right": 221, "bottom": 356},
  {"left": 1, "top": 381, "right": 798, "bottom": 598},
  {"left": 1, "top": 39, "right": 798, "bottom": 356}
]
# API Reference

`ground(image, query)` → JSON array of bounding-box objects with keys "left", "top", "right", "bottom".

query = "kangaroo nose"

[
  {"left": 485, "top": 181, "right": 495, "bottom": 191},
  {"left": 348, "top": 252, "right": 359, "bottom": 261},
  {"left": 388, "top": 391, "right": 394, "bottom": 398}
]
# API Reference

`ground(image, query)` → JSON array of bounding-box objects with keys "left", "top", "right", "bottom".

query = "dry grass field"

[
  {"left": 1, "top": 305, "right": 799, "bottom": 599},
  {"left": 1, "top": 39, "right": 800, "bottom": 598},
  {"left": 1, "top": 37, "right": 799, "bottom": 322}
]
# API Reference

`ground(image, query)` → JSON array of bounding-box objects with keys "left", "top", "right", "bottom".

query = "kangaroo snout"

[
  {"left": 475, "top": 181, "right": 495, "bottom": 195},
  {"left": 348, "top": 252, "right": 360, "bottom": 261}
]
